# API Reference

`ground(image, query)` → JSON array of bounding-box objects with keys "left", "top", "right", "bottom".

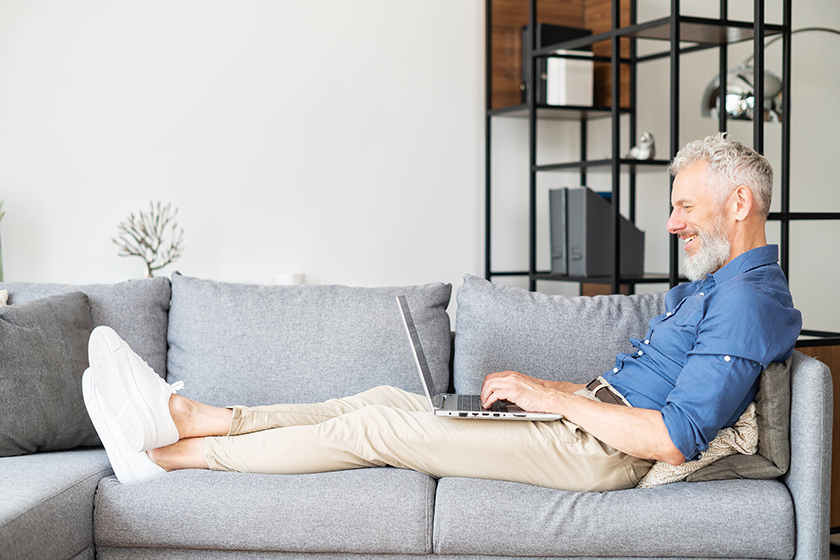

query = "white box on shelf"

[{"left": 546, "top": 50, "right": 594, "bottom": 107}]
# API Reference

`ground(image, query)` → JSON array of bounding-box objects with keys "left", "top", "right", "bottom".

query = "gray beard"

[{"left": 683, "top": 221, "right": 731, "bottom": 282}]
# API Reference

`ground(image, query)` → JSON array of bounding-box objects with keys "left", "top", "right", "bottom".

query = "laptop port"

[{"left": 459, "top": 412, "right": 467, "bottom": 418}]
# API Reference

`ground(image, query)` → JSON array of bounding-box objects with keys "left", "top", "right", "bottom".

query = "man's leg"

[
  {"left": 197, "top": 403, "right": 649, "bottom": 492},
  {"left": 86, "top": 327, "right": 423, "bottom": 451},
  {"left": 151, "top": 386, "right": 429, "bottom": 471},
  {"left": 227, "top": 385, "right": 430, "bottom": 433},
  {"left": 168, "top": 385, "right": 428, "bottom": 437}
]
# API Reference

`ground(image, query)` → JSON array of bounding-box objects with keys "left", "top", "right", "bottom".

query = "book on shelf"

[
  {"left": 546, "top": 50, "right": 594, "bottom": 106},
  {"left": 521, "top": 23, "right": 593, "bottom": 107},
  {"left": 550, "top": 187, "right": 645, "bottom": 278}
]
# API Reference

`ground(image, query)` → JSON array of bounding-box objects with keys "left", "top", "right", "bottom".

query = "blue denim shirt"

[{"left": 602, "top": 244, "right": 802, "bottom": 461}]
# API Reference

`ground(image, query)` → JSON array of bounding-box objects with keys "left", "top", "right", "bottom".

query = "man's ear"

[{"left": 732, "top": 185, "right": 754, "bottom": 222}]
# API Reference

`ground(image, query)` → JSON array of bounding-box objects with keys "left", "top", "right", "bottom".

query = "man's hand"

[
  {"left": 480, "top": 370, "right": 685, "bottom": 466},
  {"left": 480, "top": 370, "right": 584, "bottom": 414}
]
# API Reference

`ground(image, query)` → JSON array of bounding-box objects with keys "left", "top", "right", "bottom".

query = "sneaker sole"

[
  {"left": 82, "top": 369, "right": 164, "bottom": 484},
  {"left": 89, "top": 326, "right": 158, "bottom": 452}
]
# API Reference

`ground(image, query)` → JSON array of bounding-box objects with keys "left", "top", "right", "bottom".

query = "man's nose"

[{"left": 666, "top": 208, "right": 683, "bottom": 235}]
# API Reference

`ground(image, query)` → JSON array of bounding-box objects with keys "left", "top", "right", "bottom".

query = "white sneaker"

[
  {"left": 88, "top": 326, "right": 183, "bottom": 453},
  {"left": 82, "top": 369, "right": 166, "bottom": 484}
]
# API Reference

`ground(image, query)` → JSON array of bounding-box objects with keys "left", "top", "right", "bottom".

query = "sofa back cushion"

[
  {"left": 1, "top": 278, "right": 171, "bottom": 378},
  {"left": 685, "top": 357, "right": 792, "bottom": 481},
  {"left": 167, "top": 273, "right": 452, "bottom": 407},
  {"left": 453, "top": 275, "right": 666, "bottom": 392}
]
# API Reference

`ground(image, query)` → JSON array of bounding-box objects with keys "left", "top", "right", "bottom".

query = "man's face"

[{"left": 667, "top": 160, "right": 733, "bottom": 281}]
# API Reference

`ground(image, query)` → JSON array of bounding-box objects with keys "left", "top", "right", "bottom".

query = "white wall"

[
  {"left": 1, "top": 0, "right": 838, "bottom": 333},
  {"left": 0, "top": 0, "right": 484, "bottom": 295}
]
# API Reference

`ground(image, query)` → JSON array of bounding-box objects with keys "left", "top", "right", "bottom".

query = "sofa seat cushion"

[
  {"left": 0, "top": 449, "right": 112, "bottom": 560},
  {"left": 433, "top": 477, "right": 794, "bottom": 559},
  {"left": 167, "top": 273, "right": 452, "bottom": 407},
  {"left": 94, "top": 468, "right": 436, "bottom": 555}
]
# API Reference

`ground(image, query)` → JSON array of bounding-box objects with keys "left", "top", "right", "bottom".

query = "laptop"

[{"left": 396, "top": 295, "right": 562, "bottom": 421}]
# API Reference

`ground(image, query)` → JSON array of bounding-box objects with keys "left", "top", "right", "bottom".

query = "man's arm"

[{"left": 480, "top": 371, "right": 685, "bottom": 466}]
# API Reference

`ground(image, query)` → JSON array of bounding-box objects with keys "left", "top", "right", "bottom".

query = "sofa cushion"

[
  {"left": 433, "top": 477, "right": 794, "bottom": 559},
  {"left": 638, "top": 402, "right": 759, "bottom": 488},
  {"left": 167, "top": 273, "right": 452, "bottom": 407},
  {"left": 687, "top": 356, "right": 792, "bottom": 481},
  {"left": 94, "top": 468, "right": 436, "bottom": 555},
  {"left": 453, "top": 274, "right": 666, "bottom": 391},
  {"left": 0, "top": 449, "right": 112, "bottom": 560},
  {"left": 0, "top": 292, "right": 98, "bottom": 456},
  {"left": 1, "top": 278, "right": 171, "bottom": 378},
  {"left": 641, "top": 358, "right": 793, "bottom": 486}
]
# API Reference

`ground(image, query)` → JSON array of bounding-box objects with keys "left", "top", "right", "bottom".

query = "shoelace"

[
  {"left": 139, "top": 355, "right": 185, "bottom": 394},
  {"left": 167, "top": 380, "right": 185, "bottom": 393}
]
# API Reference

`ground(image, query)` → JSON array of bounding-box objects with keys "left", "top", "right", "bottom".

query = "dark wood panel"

[
  {"left": 489, "top": 0, "right": 585, "bottom": 110},
  {"left": 584, "top": 0, "right": 630, "bottom": 108},
  {"left": 581, "top": 282, "right": 631, "bottom": 296}
]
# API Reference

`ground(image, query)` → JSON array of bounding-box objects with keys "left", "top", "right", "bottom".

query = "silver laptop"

[{"left": 397, "top": 295, "right": 562, "bottom": 421}]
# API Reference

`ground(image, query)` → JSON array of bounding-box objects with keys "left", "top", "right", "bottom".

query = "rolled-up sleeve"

[
  {"left": 661, "top": 354, "right": 762, "bottom": 460},
  {"left": 660, "top": 285, "right": 800, "bottom": 460}
]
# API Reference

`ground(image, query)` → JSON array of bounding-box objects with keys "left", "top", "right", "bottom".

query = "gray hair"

[{"left": 668, "top": 132, "right": 773, "bottom": 218}]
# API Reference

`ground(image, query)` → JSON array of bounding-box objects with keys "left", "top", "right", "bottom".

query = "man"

[{"left": 83, "top": 133, "right": 801, "bottom": 491}]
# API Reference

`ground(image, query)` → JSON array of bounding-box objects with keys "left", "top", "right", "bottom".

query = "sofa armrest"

[{"left": 784, "top": 350, "right": 833, "bottom": 559}]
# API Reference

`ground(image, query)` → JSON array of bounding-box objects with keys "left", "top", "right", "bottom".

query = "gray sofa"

[{"left": 0, "top": 272, "right": 832, "bottom": 560}]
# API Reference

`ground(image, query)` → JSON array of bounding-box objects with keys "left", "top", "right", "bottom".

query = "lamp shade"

[{"left": 701, "top": 64, "right": 783, "bottom": 122}]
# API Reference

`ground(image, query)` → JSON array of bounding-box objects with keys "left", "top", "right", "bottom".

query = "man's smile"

[{"left": 682, "top": 234, "right": 699, "bottom": 253}]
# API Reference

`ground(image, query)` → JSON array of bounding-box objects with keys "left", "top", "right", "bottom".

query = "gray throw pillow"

[
  {"left": 686, "top": 357, "right": 792, "bottom": 481},
  {"left": 453, "top": 274, "right": 666, "bottom": 392},
  {"left": 167, "top": 273, "right": 452, "bottom": 407},
  {"left": 0, "top": 292, "right": 99, "bottom": 457}
]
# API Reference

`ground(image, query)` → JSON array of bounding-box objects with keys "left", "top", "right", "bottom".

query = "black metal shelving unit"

[
  {"left": 485, "top": 0, "right": 840, "bottom": 346},
  {"left": 487, "top": 0, "right": 782, "bottom": 292}
]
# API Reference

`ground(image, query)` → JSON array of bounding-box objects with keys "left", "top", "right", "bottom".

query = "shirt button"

[
  {"left": 613, "top": 368, "right": 619, "bottom": 373},
  {"left": 644, "top": 339, "right": 650, "bottom": 344},
  {"left": 666, "top": 312, "right": 672, "bottom": 317},
  {"left": 637, "top": 350, "right": 644, "bottom": 356},
  {"left": 699, "top": 292, "right": 705, "bottom": 296},
  {"left": 724, "top": 356, "right": 731, "bottom": 362}
]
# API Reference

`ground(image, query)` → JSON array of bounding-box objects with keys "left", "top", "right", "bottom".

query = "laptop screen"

[{"left": 396, "top": 295, "right": 438, "bottom": 405}]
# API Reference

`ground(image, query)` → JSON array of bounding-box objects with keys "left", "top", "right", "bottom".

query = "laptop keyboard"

[{"left": 458, "top": 394, "right": 506, "bottom": 412}]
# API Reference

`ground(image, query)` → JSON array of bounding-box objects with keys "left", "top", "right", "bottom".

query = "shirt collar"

[{"left": 706, "top": 244, "right": 779, "bottom": 285}]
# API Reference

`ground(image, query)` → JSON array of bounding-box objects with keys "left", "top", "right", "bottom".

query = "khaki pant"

[{"left": 204, "top": 385, "right": 652, "bottom": 492}]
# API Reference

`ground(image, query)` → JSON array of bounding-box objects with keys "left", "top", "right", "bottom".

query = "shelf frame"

[{"left": 484, "top": 0, "right": 812, "bottom": 299}]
